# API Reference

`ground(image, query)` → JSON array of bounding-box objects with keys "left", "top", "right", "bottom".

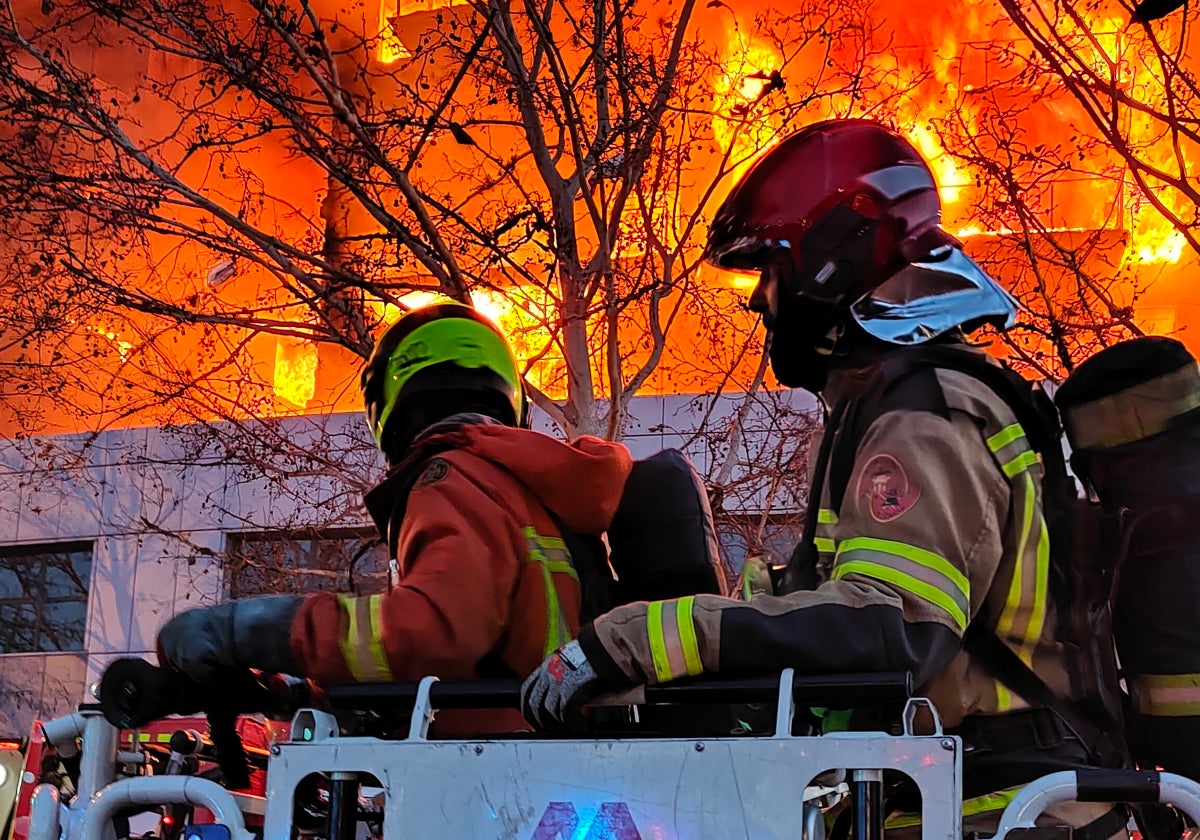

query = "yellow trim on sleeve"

[{"left": 676, "top": 597, "right": 703, "bottom": 677}]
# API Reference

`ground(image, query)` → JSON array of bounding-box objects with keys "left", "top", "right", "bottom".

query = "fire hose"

[{"left": 97, "top": 658, "right": 308, "bottom": 790}]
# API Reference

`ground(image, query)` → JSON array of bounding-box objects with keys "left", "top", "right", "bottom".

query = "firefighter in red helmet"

[
  {"left": 157, "top": 301, "right": 632, "bottom": 735},
  {"left": 523, "top": 120, "right": 1127, "bottom": 837}
]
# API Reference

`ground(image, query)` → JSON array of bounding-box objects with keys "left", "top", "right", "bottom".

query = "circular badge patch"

[
  {"left": 415, "top": 458, "right": 449, "bottom": 488},
  {"left": 858, "top": 453, "right": 921, "bottom": 523}
]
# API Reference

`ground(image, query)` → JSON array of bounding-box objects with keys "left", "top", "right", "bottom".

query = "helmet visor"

[{"left": 704, "top": 236, "right": 791, "bottom": 273}]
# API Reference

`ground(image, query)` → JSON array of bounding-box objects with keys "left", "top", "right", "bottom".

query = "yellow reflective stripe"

[
  {"left": 646, "top": 601, "right": 673, "bottom": 683},
  {"left": 818, "top": 509, "right": 838, "bottom": 524},
  {"left": 1002, "top": 450, "right": 1040, "bottom": 478},
  {"left": 837, "top": 537, "right": 969, "bottom": 598},
  {"left": 833, "top": 560, "right": 967, "bottom": 631},
  {"left": 676, "top": 597, "right": 703, "bottom": 677},
  {"left": 646, "top": 598, "right": 703, "bottom": 682},
  {"left": 367, "top": 595, "right": 393, "bottom": 681},
  {"left": 524, "top": 526, "right": 574, "bottom": 657},
  {"left": 545, "top": 559, "right": 579, "bottom": 581},
  {"left": 339, "top": 594, "right": 364, "bottom": 681},
  {"left": 339, "top": 595, "right": 393, "bottom": 681},
  {"left": 994, "top": 472, "right": 1048, "bottom": 711},
  {"left": 995, "top": 473, "right": 1034, "bottom": 711},
  {"left": 1136, "top": 674, "right": 1200, "bottom": 716},
  {"left": 987, "top": 423, "right": 1026, "bottom": 452},
  {"left": 814, "top": 537, "right": 837, "bottom": 555},
  {"left": 1024, "top": 506, "right": 1050, "bottom": 660},
  {"left": 886, "top": 786, "right": 1022, "bottom": 829},
  {"left": 885, "top": 812, "right": 921, "bottom": 829},
  {"left": 544, "top": 582, "right": 570, "bottom": 656},
  {"left": 996, "top": 473, "right": 1035, "bottom": 640},
  {"left": 533, "top": 533, "right": 568, "bottom": 550}
]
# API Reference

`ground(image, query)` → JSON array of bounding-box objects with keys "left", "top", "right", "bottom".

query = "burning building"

[{"left": 0, "top": 0, "right": 1194, "bottom": 732}]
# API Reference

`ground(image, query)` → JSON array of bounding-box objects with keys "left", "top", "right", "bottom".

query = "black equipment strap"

[
  {"left": 780, "top": 398, "right": 848, "bottom": 594},
  {"left": 962, "top": 618, "right": 1121, "bottom": 764}
]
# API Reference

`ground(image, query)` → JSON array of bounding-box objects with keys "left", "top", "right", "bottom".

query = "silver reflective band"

[{"left": 851, "top": 247, "right": 1019, "bottom": 346}]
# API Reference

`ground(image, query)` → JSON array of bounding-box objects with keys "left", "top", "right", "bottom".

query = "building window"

[
  {"left": 226, "top": 528, "right": 390, "bottom": 599},
  {"left": 0, "top": 542, "right": 93, "bottom": 654}
]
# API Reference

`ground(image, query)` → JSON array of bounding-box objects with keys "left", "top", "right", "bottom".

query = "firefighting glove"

[
  {"left": 737, "top": 555, "right": 776, "bottom": 600},
  {"left": 521, "top": 640, "right": 601, "bottom": 736},
  {"left": 157, "top": 594, "right": 304, "bottom": 684}
]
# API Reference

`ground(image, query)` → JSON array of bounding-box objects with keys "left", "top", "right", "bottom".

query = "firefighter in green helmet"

[{"left": 156, "top": 300, "right": 632, "bottom": 734}]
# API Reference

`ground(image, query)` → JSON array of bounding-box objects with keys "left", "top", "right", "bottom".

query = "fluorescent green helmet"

[{"left": 360, "top": 300, "right": 526, "bottom": 455}]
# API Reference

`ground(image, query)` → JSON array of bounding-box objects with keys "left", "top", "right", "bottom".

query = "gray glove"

[
  {"left": 521, "top": 640, "right": 601, "bottom": 735},
  {"left": 157, "top": 595, "right": 304, "bottom": 684}
]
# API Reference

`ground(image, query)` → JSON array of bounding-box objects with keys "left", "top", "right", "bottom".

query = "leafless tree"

[{"left": 0, "top": 0, "right": 892, "bottom": 441}]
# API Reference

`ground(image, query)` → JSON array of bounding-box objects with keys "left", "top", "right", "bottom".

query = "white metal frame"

[
  {"left": 990, "top": 771, "right": 1200, "bottom": 840},
  {"left": 45, "top": 671, "right": 1200, "bottom": 840},
  {"left": 264, "top": 670, "right": 963, "bottom": 840}
]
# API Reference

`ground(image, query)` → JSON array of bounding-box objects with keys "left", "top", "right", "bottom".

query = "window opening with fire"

[{"left": 377, "top": 0, "right": 469, "bottom": 63}]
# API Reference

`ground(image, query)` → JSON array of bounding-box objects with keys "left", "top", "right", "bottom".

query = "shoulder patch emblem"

[
  {"left": 415, "top": 458, "right": 449, "bottom": 488},
  {"left": 857, "top": 453, "right": 921, "bottom": 523}
]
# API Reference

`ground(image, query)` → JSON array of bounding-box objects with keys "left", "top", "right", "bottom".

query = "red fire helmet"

[{"left": 706, "top": 118, "right": 1016, "bottom": 352}]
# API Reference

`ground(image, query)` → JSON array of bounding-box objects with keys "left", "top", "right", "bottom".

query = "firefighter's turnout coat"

[
  {"left": 581, "top": 348, "right": 1073, "bottom": 729},
  {"left": 291, "top": 417, "right": 632, "bottom": 731}
]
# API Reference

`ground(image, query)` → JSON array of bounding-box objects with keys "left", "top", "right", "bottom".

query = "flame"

[
  {"left": 378, "top": 0, "right": 472, "bottom": 62},
  {"left": 19, "top": 0, "right": 1200, "bottom": 437},
  {"left": 904, "top": 123, "right": 967, "bottom": 206},
  {"left": 273, "top": 337, "right": 318, "bottom": 408},
  {"left": 1074, "top": 18, "right": 1132, "bottom": 86},
  {"left": 1136, "top": 228, "right": 1186, "bottom": 265},
  {"left": 70, "top": 318, "right": 134, "bottom": 363},
  {"left": 376, "top": 0, "right": 409, "bottom": 63},
  {"left": 367, "top": 288, "right": 561, "bottom": 395},
  {"left": 712, "top": 31, "right": 782, "bottom": 176}
]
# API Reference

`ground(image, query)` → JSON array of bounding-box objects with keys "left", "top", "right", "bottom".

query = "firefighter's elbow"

[{"left": 893, "top": 619, "right": 961, "bottom": 686}]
